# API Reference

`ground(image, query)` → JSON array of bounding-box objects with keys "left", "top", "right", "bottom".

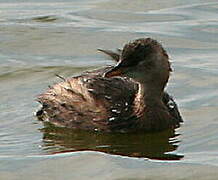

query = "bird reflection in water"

[{"left": 40, "top": 123, "right": 183, "bottom": 160}]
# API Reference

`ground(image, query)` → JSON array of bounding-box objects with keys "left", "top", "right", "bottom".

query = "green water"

[{"left": 0, "top": 0, "right": 218, "bottom": 179}]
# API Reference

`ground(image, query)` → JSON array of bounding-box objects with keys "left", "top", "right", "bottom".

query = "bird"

[{"left": 36, "top": 38, "right": 182, "bottom": 132}]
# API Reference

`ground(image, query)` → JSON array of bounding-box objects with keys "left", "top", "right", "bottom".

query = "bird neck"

[{"left": 133, "top": 77, "right": 165, "bottom": 106}]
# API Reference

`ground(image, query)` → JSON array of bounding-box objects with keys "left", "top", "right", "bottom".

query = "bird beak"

[{"left": 104, "top": 61, "right": 125, "bottom": 78}]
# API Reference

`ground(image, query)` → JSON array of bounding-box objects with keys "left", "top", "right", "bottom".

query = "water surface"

[{"left": 0, "top": 0, "right": 218, "bottom": 179}]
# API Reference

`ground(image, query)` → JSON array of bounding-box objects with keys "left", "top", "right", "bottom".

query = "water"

[{"left": 0, "top": 0, "right": 218, "bottom": 179}]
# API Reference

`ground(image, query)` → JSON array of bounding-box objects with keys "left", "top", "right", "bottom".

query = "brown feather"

[
  {"left": 36, "top": 37, "right": 183, "bottom": 132},
  {"left": 98, "top": 49, "right": 121, "bottom": 62}
]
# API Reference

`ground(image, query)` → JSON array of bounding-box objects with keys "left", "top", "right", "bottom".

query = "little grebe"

[{"left": 36, "top": 38, "right": 182, "bottom": 132}]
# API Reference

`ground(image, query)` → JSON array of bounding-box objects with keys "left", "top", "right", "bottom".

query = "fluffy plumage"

[{"left": 37, "top": 38, "right": 182, "bottom": 132}]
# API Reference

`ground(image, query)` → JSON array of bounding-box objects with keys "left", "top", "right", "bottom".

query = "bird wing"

[{"left": 37, "top": 75, "right": 138, "bottom": 131}]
